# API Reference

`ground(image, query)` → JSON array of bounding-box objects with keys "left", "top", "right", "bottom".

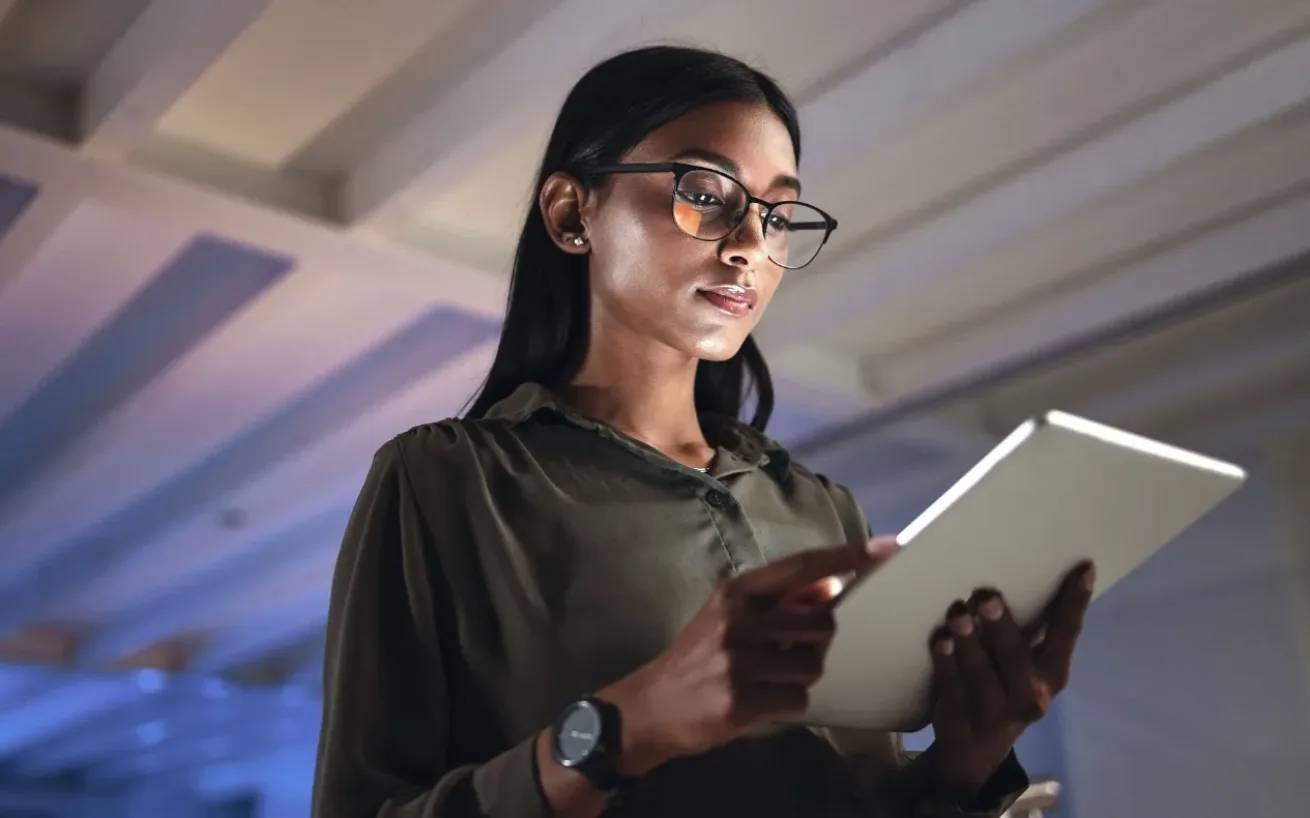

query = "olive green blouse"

[{"left": 311, "top": 383, "right": 1026, "bottom": 817}]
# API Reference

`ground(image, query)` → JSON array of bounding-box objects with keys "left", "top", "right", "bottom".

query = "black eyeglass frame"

[{"left": 587, "top": 162, "right": 838, "bottom": 270}]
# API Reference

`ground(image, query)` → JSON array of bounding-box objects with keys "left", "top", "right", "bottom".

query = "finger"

[
  {"left": 782, "top": 574, "right": 849, "bottom": 608},
  {"left": 929, "top": 628, "right": 967, "bottom": 720},
  {"left": 737, "top": 644, "right": 826, "bottom": 686},
  {"left": 803, "top": 536, "right": 899, "bottom": 605},
  {"left": 1035, "top": 562, "right": 1095, "bottom": 689},
  {"left": 750, "top": 607, "right": 837, "bottom": 647},
  {"left": 946, "top": 600, "right": 1008, "bottom": 724},
  {"left": 734, "top": 538, "right": 897, "bottom": 599},
  {"left": 973, "top": 590, "right": 1043, "bottom": 722}
]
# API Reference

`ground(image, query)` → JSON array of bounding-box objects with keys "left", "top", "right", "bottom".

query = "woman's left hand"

[{"left": 926, "top": 561, "right": 1096, "bottom": 797}]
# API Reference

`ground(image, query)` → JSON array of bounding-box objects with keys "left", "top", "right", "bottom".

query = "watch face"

[{"left": 555, "top": 700, "right": 603, "bottom": 765}]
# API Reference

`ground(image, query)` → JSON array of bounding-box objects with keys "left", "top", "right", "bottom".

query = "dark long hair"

[{"left": 465, "top": 45, "right": 800, "bottom": 430}]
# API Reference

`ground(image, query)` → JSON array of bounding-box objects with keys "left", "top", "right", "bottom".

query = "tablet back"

[{"left": 805, "top": 411, "right": 1246, "bottom": 732}]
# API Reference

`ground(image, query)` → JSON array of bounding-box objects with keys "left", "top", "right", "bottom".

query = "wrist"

[
  {"left": 595, "top": 677, "right": 672, "bottom": 777},
  {"left": 917, "top": 744, "right": 987, "bottom": 803}
]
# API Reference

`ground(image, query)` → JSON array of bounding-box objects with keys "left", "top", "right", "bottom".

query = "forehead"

[{"left": 626, "top": 101, "right": 798, "bottom": 187}]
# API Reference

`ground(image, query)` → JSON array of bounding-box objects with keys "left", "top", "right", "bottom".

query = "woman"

[{"left": 312, "top": 45, "right": 1093, "bottom": 818}]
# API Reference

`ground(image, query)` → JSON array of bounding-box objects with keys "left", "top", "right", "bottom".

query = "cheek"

[
  {"left": 753, "top": 269, "right": 785, "bottom": 315},
  {"left": 596, "top": 195, "right": 704, "bottom": 296}
]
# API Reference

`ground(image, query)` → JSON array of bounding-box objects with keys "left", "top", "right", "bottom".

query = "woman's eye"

[
  {"left": 677, "top": 190, "right": 724, "bottom": 209},
  {"left": 766, "top": 213, "right": 791, "bottom": 231}
]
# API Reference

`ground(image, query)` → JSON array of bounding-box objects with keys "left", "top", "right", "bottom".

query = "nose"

[{"left": 718, "top": 205, "right": 770, "bottom": 269}]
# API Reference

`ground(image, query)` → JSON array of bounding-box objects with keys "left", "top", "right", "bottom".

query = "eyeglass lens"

[{"left": 671, "top": 168, "right": 828, "bottom": 269}]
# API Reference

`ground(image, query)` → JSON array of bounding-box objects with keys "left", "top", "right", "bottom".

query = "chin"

[{"left": 689, "top": 333, "right": 747, "bottom": 362}]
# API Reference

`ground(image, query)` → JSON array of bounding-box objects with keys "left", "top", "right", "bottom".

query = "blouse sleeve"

[
  {"left": 311, "top": 440, "right": 549, "bottom": 818},
  {"left": 814, "top": 477, "right": 1030, "bottom": 818}
]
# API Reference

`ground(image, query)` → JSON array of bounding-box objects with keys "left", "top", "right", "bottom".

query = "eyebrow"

[{"left": 670, "top": 148, "right": 803, "bottom": 197}]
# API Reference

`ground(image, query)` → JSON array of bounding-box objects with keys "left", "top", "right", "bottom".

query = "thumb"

[
  {"left": 840, "top": 535, "right": 900, "bottom": 593},
  {"left": 785, "top": 536, "right": 900, "bottom": 607},
  {"left": 866, "top": 535, "right": 900, "bottom": 563}
]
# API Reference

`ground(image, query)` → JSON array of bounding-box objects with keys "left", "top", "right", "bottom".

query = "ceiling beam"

[
  {"left": 801, "top": 0, "right": 1113, "bottom": 181},
  {"left": 72, "top": 511, "right": 343, "bottom": 671},
  {"left": 0, "top": 125, "right": 507, "bottom": 316},
  {"left": 787, "top": 196, "right": 1310, "bottom": 461},
  {"left": 80, "top": 0, "right": 273, "bottom": 160},
  {"left": 130, "top": 136, "right": 338, "bottom": 220},
  {"left": 0, "top": 296, "right": 494, "bottom": 624},
  {"left": 1078, "top": 325, "right": 1310, "bottom": 427},
  {"left": 0, "top": 180, "right": 102, "bottom": 424},
  {"left": 0, "top": 337, "right": 495, "bottom": 642},
  {"left": 3, "top": 340, "right": 495, "bottom": 657},
  {"left": 768, "top": 344, "right": 995, "bottom": 456},
  {"left": 0, "top": 210, "right": 244, "bottom": 501},
  {"left": 842, "top": 102, "right": 1310, "bottom": 364},
  {"left": 879, "top": 194, "right": 1310, "bottom": 394},
  {"left": 0, "top": 176, "right": 76, "bottom": 291},
  {"left": 340, "top": 0, "right": 696, "bottom": 233},
  {"left": 0, "top": 238, "right": 296, "bottom": 584},
  {"left": 1204, "top": 387, "right": 1310, "bottom": 457},
  {"left": 70, "top": 511, "right": 343, "bottom": 670},
  {"left": 763, "top": 30, "right": 1310, "bottom": 348}
]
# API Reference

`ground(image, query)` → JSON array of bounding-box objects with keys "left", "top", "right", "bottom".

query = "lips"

[{"left": 697, "top": 284, "right": 758, "bottom": 318}]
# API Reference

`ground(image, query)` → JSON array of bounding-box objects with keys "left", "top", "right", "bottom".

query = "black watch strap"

[
  {"left": 582, "top": 698, "right": 638, "bottom": 806},
  {"left": 553, "top": 697, "right": 638, "bottom": 806}
]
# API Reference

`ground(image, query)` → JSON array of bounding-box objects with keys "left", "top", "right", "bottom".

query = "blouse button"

[{"left": 705, "top": 490, "right": 729, "bottom": 509}]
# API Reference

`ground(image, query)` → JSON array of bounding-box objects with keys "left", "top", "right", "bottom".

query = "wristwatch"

[{"left": 549, "top": 697, "right": 637, "bottom": 804}]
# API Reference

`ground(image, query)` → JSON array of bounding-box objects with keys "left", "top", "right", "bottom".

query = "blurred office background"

[{"left": 1, "top": 0, "right": 1308, "bottom": 816}]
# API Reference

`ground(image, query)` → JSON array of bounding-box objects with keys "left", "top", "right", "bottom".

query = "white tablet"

[{"left": 804, "top": 410, "right": 1247, "bottom": 732}]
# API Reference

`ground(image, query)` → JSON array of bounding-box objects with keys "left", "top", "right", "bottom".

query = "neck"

[{"left": 564, "top": 326, "right": 710, "bottom": 466}]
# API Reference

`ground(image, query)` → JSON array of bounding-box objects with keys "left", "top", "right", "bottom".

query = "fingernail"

[
  {"left": 866, "top": 536, "right": 899, "bottom": 557},
  {"left": 1082, "top": 563, "right": 1097, "bottom": 592},
  {"left": 820, "top": 575, "right": 843, "bottom": 600},
  {"left": 949, "top": 615, "right": 974, "bottom": 637},
  {"left": 979, "top": 597, "right": 1005, "bottom": 621},
  {"left": 935, "top": 638, "right": 955, "bottom": 657}
]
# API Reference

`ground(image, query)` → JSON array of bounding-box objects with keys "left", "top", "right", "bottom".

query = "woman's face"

[{"left": 547, "top": 102, "right": 799, "bottom": 362}]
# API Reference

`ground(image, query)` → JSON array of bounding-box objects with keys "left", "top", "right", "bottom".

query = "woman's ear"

[{"left": 539, "top": 171, "right": 592, "bottom": 255}]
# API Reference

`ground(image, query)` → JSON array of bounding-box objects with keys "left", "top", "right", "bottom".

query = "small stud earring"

[{"left": 572, "top": 236, "right": 587, "bottom": 247}]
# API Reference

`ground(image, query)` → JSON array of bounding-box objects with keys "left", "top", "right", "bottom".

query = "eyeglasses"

[{"left": 588, "top": 162, "right": 838, "bottom": 270}]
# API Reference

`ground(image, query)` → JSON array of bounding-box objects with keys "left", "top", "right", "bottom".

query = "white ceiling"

[{"left": 0, "top": 0, "right": 1308, "bottom": 805}]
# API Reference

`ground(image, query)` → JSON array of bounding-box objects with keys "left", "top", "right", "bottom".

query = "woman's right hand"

[{"left": 599, "top": 537, "right": 899, "bottom": 775}]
